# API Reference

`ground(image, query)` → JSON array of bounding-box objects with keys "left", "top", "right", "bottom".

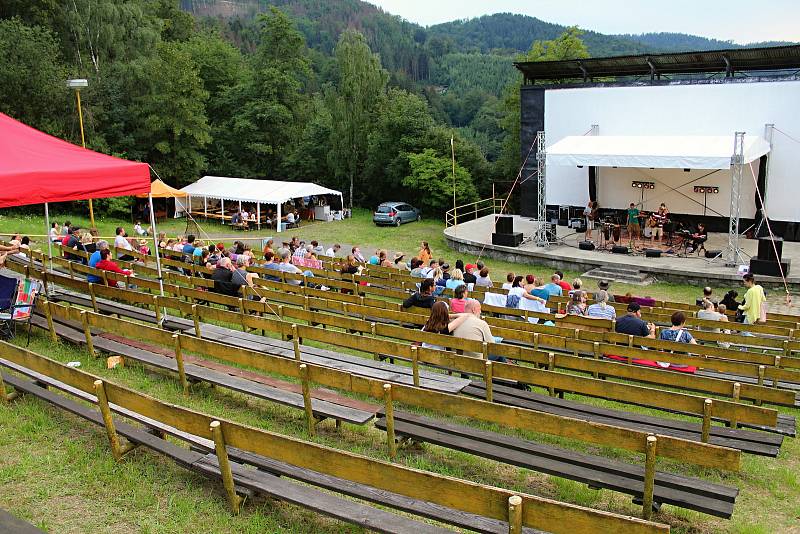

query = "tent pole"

[
  {"left": 204, "top": 196, "right": 207, "bottom": 219},
  {"left": 221, "top": 198, "right": 224, "bottom": 225},
  {"left": 148, "top": 193, "right": 167, "bottom": 323},
  {"left": 257, "top": 203, "right": 261, "bottom": 230},
  {"left": 277, "top": 203, "right": 282, "bottom": 234},
  {"left": 44, "top": 203, "right": 54, "bottom": 289}
]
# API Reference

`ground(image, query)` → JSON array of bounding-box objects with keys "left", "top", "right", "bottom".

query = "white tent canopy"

[
  {"left": 176, "top": 176, "right": 343, "bottom": 232},
  {"left": 179, "top": 176, "right": 342, "bottom": 204},
  {"left": 546, "top": 135, "right": 771, "bottom": 170}
]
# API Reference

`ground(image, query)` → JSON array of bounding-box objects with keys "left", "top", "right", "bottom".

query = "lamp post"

[{"left": 67, "top": 78, "right": 95, "bottom": 228}]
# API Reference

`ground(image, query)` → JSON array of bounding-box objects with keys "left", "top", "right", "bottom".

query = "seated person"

[
  {"left": 687, "top": 223, "right": 708, "bottom": 253},
  {"left": 614, "top": 302, "right": 656, "bottom": 338},
  {"left": 260, "top": 251, "right": 281, "bottom": 281},
  {"left": 402, "top": 278, "right": 436, "bottom": 309},
  {"left": 87, "top": 240, "right": 110, "bottom": 283},
  {"left": 449, "top": 284, "right": 470, "bottom": 313},
  {"left": 555, "top": 271, "right": 571, "bottom": 293},
  {"left": 95, "top": 248, "right": 133, "bottom": 284},
  {"left": 543, "top": 274, "right": 564, "bottom": 297},
  {"left": 696, "top": 286, "right": 716, "bottom": 307},
  {"left": 566, "top": 290, "right": 587, "bottom": 316},
  {"left": 593, "top": 280, "right": 615, "bottom": 302},
  {"left": 211, "top": 257, "right": 242, "bottom": 296},
  {"left": 65, "top": 226, "right": 89, "bottom": 263},
  {"left": 420, "top": 301, "right": 470, "bottom": 350},
  {"left": 659, "top": 311, "right": 697, "bottom": 344},
  {"left": 587, "top": 291, "right": 616, "bottom": 320}
]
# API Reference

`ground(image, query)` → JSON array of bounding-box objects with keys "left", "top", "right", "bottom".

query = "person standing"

[
  {"left": 650, "top": 203, "right": 669, "bottom": 244},
  {"left": 418, "top": 241, "right": 432, "bottom": 265},
  {"left": 583, "top": 201, "right": 598, "bottom": 241},
  {"left": 626, "top": 202, "right": 640, "bottom": 247},
  {"left": 738, "top": 273, "right": 767, "bottom": 324}
]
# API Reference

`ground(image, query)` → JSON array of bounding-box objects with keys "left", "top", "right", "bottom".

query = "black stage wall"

[{"left": 520, "top": 86, "right": 545, "bottom": 218}]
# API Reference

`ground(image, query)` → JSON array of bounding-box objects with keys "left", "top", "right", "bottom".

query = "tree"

[
  {"left": 403, "top": 149, "right": 478, "bottom": 213},
  {"left": 151, "top": 0, "right": 194, "bottom": 42},
  {"left": 213, "top": 7, "right": 312, "bottom": 177},
  {"left": 497, "top": 27, "right": 589, "bottom": 182},
  {"left": 326, "top": 30, "right": 388, "bottom": 207},
  {"left": 0, "top": 19, "right": 69, "bottom": 136}
]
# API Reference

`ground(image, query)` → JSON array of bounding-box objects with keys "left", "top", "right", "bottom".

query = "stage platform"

[{"left": 444, "top": 214, "right": 800, "bottom": 288}]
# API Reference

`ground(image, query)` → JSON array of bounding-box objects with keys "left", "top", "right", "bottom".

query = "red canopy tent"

[
  {"left": 0, "top": 112, "right": 150, "bottom": 207},
  {"left": 0, "top": 113, "right": 166, "bottom": 308}
]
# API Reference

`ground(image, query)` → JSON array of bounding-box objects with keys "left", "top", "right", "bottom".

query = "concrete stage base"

[{"left": 444, "top": 214, "right": 800, "bottom": 289}]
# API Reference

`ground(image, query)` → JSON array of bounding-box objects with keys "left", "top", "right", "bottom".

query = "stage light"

[
  {"left": 694, "top": 185, "right": 720, "bottom": 194},
  {"left": 577, "top": 165, "right": 584, "bottom": 168},
  {"left": 632, "top": 181, "right": 654, "bottom": 189}
]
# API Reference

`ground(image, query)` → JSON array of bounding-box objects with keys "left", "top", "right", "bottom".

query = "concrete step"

[{"left": 582, "top": 267, "right": 654, "bottom": 286}]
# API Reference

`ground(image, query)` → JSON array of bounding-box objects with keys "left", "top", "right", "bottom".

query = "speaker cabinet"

[
  {"left": 492, "top": 232, "right": 523, "bottom": 247},
  {"left": 757, "top": 237, "right": 783, "bottom": 262},
  {"left": 750, "top": 257, "right": 791, "bottom": 277},
  {"left": 785, "top": 222, "right": 799, "bottom": 242},
  {"left": 644, "top": 248, "right": 661, "bottom": 258},
  {"left": 612, "top": 245, "right": 629, "bottom": 254},
  {"left": 495, "top": 215, "right": 513, "bottom": 235},
  {"left": 578, "top": 241, "right": 595, "bottom": 251}
]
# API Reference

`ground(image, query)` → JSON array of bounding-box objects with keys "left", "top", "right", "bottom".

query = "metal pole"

[
  {"left": 74, "top": 89, "right": 95, "bottom": 229},
  {"left": 276, "top": 202, "right": 282, "bottom": 234},
  {"left": 148, "top": 193, "right": 167, "bottom": 323},
  {"left": 535, "top": 130, "right": 548, "bottom": 247},
  {"left": 44, "top": 202, "right": 54, "bottom": 281},
  {"left": 451, "top": 137, "right": 457, "bottom": 230},
  {"left": 725, "top": 132, "right": 745, "bottom": 266}
]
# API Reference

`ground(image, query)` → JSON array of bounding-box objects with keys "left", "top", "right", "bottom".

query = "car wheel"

[{"left": 395, "top": 218, "right": 401, "bottom": 227}]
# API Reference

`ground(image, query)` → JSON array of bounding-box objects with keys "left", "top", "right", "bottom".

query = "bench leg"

[
  {"left": 210, "top": 420, "right": 243, "bottom": 514},
  {"left": 94, "top": 380, "right": 138, "bottom": 461}
]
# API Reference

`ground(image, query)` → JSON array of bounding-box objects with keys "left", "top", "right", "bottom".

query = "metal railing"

[{"left": 444, "top": 197, "right": 505, "bottom": 228}]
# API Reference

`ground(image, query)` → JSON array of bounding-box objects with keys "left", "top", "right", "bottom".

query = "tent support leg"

[
  {"left": 277, "top": 203, "right": 282, "bottom": 233},
  {"left": 148, "top": 193, "right": 167, "bottom": 324},
  {"left": 44, "top": 203, "right": 54, "bottom": 289}
]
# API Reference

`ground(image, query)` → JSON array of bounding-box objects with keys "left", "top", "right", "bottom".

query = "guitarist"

[{"left": 650, "top": 203, "right": 669, "bottom": 244}]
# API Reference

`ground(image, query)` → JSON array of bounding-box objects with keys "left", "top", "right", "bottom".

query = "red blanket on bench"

[{"left": 604, "top": 354, "right": 697, "bottom": 373}]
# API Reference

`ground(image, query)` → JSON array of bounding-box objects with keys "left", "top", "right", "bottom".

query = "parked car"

[{"left": 372, "top": 202, "right": 420, "bottom": 227}]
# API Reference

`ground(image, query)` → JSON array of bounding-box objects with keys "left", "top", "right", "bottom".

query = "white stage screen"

[{"left": 544, "top": 80, "right": 800, "bottom": 221}]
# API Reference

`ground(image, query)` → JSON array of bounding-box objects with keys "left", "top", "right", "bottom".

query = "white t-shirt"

[
  {"left": 114, "top": 235, "right": 133, "bottom": 251},
  {"left": 325, "top": 247, "right": 336, "bottom": 257},
  {"left": 286, "top": 212, "right": 296, "bottom": 223},
  {"left": 501, "top": 282, "right": 513, "bottom": 290}
]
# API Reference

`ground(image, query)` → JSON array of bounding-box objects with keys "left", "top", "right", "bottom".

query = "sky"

[{"left": 368, "top": 0, "right": 800, "bottom": 44}]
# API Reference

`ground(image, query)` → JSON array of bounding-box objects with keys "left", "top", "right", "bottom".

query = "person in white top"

[
  {"left": 114, "top": 226, "right": 134, "bottom": 259},
  {"left": 49, "top": 223, "right": 60, "bottom": 242},
  {"left": 133, "top": 222, "right": 147, "bottom": 236},
  {"left": 325, "top": 243, "right": 341, "bottom": 257}
]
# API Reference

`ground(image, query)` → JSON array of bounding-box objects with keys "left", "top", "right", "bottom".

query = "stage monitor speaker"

[
  {"left": 705, "top": 249, "right": 722, "bottom": 259},
  {"left": 545, "top": 223, "right": 557, "bottom": 242},
  {"left": 757, "top": 236, "right": 783, "bottom": 262},
  {"left": 750, "top": 257, "right": 791, "bottom": 277},
  {"left": 612, "top": 245, "right": 629, "bottom": 254},
  {"left": 492, "top": 232, "right": 523, "bottom": 247},
  {"left": 578, "top": 241, "right": 595, "bottom": 251},
  {"left": 495, "top": 215, "right": 513, "bottom": 235},
  {"left": 645, "top": 249, "right": 661, "bottom": 258}
]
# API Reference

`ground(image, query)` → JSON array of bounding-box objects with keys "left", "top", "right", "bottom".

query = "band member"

[
  {"left": 688, "top": 223, "right": 708, "bottom": 253},
  {"left": 650, "top": 203, "right": 669, "bottom": 243},
  {"left": 583, "top": 200, "right": 598, "bottom": 241},
  {"left": 626, "top": 202, "right": 640, "bottom": 246}
]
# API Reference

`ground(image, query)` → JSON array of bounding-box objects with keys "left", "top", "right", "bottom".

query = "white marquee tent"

[
  {"left": 175, "top": 176, "right": 343, "bottom": 232},
  {"left": 546, "top": 135, "right": 771, "bottom": 169}
]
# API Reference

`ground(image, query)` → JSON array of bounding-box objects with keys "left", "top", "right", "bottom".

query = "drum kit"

[{"left": 593, "top": 210, "right": 691, "bottom": 254}]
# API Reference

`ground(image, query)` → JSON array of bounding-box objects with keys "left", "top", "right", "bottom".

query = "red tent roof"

[{"left": 0, "top": 112, "right": 150, "bottom": 208}]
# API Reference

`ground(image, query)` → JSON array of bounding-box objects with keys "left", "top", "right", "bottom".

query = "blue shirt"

[
  {"left": 368, "top": 256, "right": 379, "bottom": 265},
  {"left": 445, "top": 278, "right": 465, "bottom": 290},
  {"left": 659, "top": 328, "right": 694, "bottom": 344},
  {"left": 543, "top": 283, "right": 563, "bottom": 297},
  {"left": 261, "top": 261, "right": 280, "bottom": 281},
  {"left": 182, "top": 243, "right": 195, "bottom": 255},
  {"left": 531, "top": 288, "right": 549, "bottom": 300},
  {"left": 87, "top": 250, "right": 102, "bottom": 283}
]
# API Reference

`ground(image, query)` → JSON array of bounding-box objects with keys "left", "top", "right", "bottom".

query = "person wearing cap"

[
  {"left": 614, "top": 302, "right": 656, "bottom": 338},
  {"left": 593, "top": 280, "right": 615, "bottom": 302},
  {"left": 463, "top": 264, "right": 478, "bottom": 285}
]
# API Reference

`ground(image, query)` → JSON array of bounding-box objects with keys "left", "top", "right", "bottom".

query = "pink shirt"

[{"left": 450, "top": 298, "right": 467, "bottom": 313}]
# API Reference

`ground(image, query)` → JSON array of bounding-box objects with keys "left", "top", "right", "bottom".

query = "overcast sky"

[{"left": 368, "top": 0, "right": 800, "bottom": 44}]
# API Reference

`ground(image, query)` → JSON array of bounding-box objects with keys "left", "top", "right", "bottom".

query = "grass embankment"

[{"left": 0, "top": 209, "right": 797, "bottom": 533}]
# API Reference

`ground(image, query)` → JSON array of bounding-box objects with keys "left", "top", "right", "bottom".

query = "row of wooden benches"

[
  {"left": 3, "top": 341, "right": 620, "bottom": 533},
  {"left": 32, "top": 297, "right": 745, "bottom": 519}
]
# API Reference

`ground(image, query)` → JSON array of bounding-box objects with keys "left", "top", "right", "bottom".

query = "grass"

[{"left": 1, "top": 208, "right": 798, "bottom": 532}]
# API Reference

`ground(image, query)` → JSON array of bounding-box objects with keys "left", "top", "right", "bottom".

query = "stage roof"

[
  {"left": 514, "top": 44, "right": 800, "bottom": 83},
  {"left": 0, "top": 112, "right": 150, "bottom": 208},
  {"left": 179, "top": 176, "right": 342, "bottom": 204},
  {"left": 546, "top": 135, "right": 771, "bottom": 169}
]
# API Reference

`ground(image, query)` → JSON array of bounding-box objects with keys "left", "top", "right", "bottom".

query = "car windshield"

[{"left": 376, "top": 205, "right": 394, "bottom": 213}]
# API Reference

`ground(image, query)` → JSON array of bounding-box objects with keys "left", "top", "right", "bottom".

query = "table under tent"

[{"left": 175, "top": 176, "right": 344, "bottom": 232}]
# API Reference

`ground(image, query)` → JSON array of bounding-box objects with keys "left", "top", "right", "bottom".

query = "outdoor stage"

[{"left": 444, "top": 214, "right": 800, "bottom": 288}]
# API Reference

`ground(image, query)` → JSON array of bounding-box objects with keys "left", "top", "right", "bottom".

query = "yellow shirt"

[{"left": 739, "top": 284, "right": 766, "bottom": 324}]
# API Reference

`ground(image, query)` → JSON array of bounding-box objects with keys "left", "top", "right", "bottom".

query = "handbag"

[{"left": 759, "top": 299, "right": 768, "bottom": 323}]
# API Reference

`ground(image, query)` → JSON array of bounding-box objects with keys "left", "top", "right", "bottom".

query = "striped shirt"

[{"left": 587, "top": 303, "right": 617, "bottom": 320}]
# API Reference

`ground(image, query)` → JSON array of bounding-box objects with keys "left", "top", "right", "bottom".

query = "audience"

[
  {"left": 543, "top": 274, "right": 563, "bottom": 297},
  {"left": 420, "top": 302, "right": 470, "bottom": 349},
  {"left": 325, "top": 243, "right": 341, "bottom": 257},
  {"left": 555, "top": 271, "right": 571, "bottom": 293},
  {"left": 445, "top": 268, "right": 466, "bottom": 290},
  {"left": 95, "top": 248, "right": 133, "bottom": 285},
  {"left": 450, "top": 284, "right": 470, "bottom": 313},
  {"left": 87, "top": 241, "right": 110, "bottom": 284},
  {"left": 507, "top": 276, "right": 546, "bottom": 308},
  {"left": 659, "top": 311, "right": 697, "bottom": 344},
  {"left": 566, "top": 291, "right": 587, "bottom": 316},
  {"left": 474, "top": 267, "right": 492, "bottom": 288},
  {"left": 211, "top": 257, "right": 241, "bottom": 296},
  {"left": 114, "top": 226, "right": 135, "bottom": 261},
  {"left": 501, "top": 272, "right": 514, "bottom": 290},
  {"left": 593, "top": 280, "right": 615, "bottom": 302},
  {"left": 409, "top": 258, "right": 424, "bottom": 277},
  {"left": 451, "top": 300, "right": 506, "bottom": 362},
  {"left": 418, "top": 241, "right": 432, "bottom": 264},
  {"left": 463, "top": 264, "right": 478, "bottom": 285}
]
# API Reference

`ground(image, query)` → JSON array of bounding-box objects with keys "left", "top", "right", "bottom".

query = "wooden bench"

[
  {"left": 375, "top": 409, "right": 738, "bottom": 519},
  {"left": 463, "top": 381, "right": 783, "bottom": 455},
  {"left": 0, "top": 371, "right": 451, "bottom": 534}
]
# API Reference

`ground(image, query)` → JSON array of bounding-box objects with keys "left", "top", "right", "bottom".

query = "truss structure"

[
  {"left": 533, "top": 131, "right": 549, "bottom": 246},
  {"left": 724, "top": 131, "right": 746, "bottom": 266}
]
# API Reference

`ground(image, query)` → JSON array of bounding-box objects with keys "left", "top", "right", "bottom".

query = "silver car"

[{"left": 372, "top": 202, "right": 421, "bottom": 226}]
